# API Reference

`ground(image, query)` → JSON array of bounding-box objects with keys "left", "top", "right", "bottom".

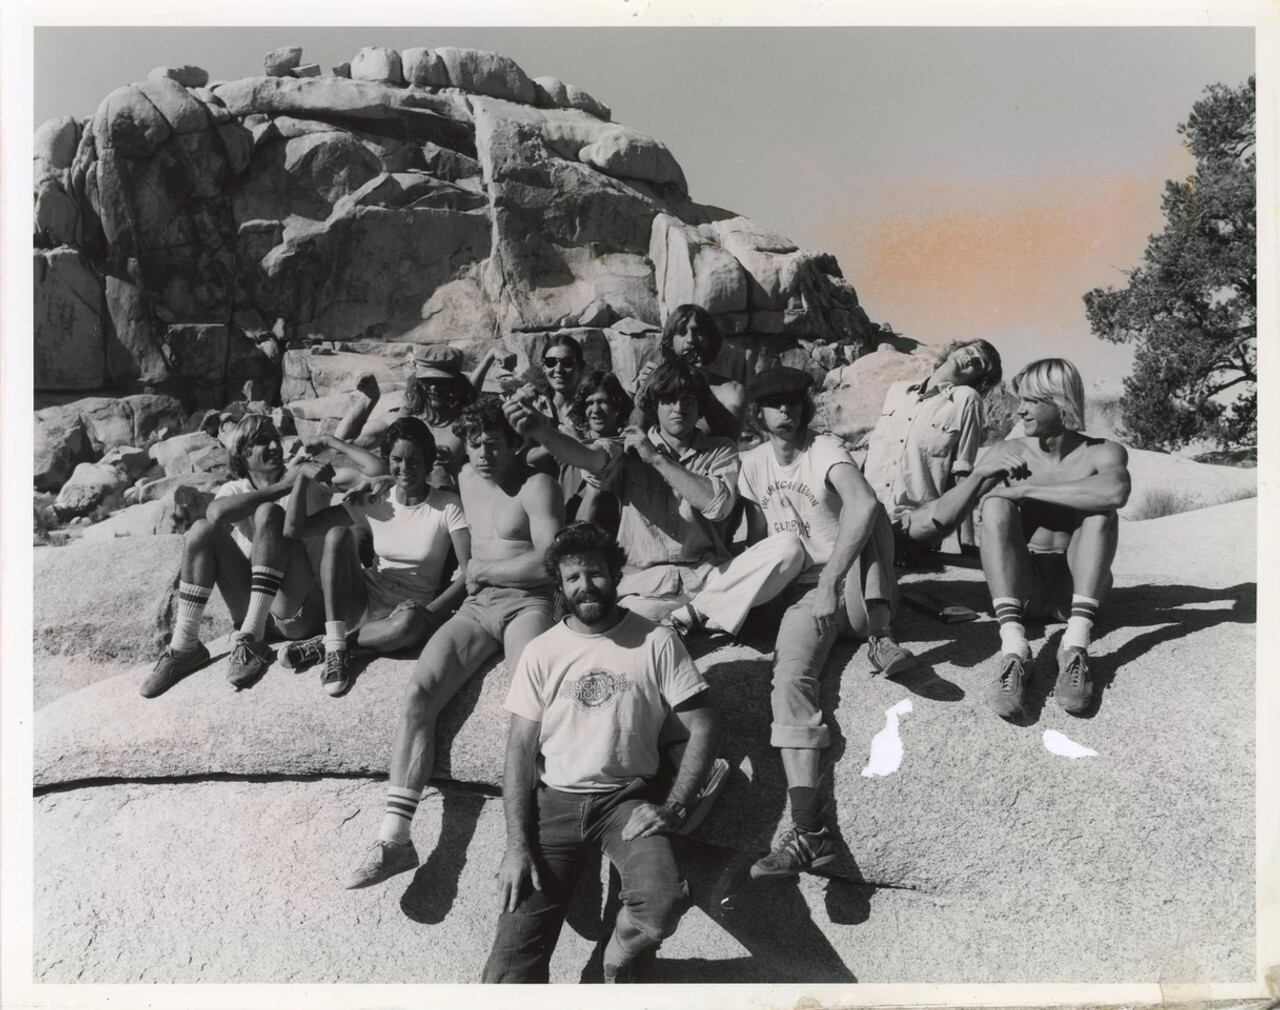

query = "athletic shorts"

[
  {"left": 454, "top": 585, "right": 554, "bottom": 642},
  {"left": 360, "top": 569, "right": 434, "bottom": 627}
]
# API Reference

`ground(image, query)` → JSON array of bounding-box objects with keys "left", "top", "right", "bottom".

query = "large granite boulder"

[{"left": 35, "top": 43, "right": 878, "bottom": 399}]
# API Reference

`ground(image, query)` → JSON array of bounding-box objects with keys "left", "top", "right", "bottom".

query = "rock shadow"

[{"left": 400, "top": 789, "right": 487, "bottom": 924}]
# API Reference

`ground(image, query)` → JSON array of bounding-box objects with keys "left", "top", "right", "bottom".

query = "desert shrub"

[
  {"left": 1127, "top": 487, "right": 1201, "bottom": 521},
  {"left": 33, "top": 494, "right": 68, "bottom": 547},
  {"left": 981, "top": 383, "right": 1018, "bottom": 444}
]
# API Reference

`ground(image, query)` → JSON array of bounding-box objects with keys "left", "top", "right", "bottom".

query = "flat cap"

[
  {"left": 748, "top": 366, "right": 814, "bottom": 400},
  {"left": 413, "top": 344, "right": 465, "bottom": 380}
]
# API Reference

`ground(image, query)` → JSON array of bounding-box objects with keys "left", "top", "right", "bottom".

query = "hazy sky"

[{"left": 34, "top": 26, "right": 1254, "bottom": 387}]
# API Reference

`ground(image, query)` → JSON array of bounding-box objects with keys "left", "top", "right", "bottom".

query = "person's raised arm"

[
  {"left": 623, "top": 427, "right": 738, "bottom": 519},
  {"left": 495, "top": 713, "right": 544, "bottom": 912},
  {"left": 504, "top": 398, "right": 611, "bottom": 474},
  {"left": 206, "top": 460, "right": 330, "bottom": 527},
  {"left": 988, "top": 441, "right": 1130, "bottom": 512},
  {"left": 283, "top": 469, "right": 350, "bottom": 540},
  {"left": 304, "top": 434, "right": 387, "bottom": 479}
]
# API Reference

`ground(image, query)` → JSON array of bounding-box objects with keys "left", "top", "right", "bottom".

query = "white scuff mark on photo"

[
  {"left": 1043, "top": 729, "right": 1098, "bottom": 759},
  {"left": 861, "top": 698, "right": 913, "bottom": 778}
]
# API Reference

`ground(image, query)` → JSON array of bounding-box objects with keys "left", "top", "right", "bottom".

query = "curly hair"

[
  {"left": 635, "top": 359, "right": 714, "bottom": 427},
  {"left": 543, "top": 521, "right": 627, "bottom": 585},
  {"left": 452, "top": 395, "right": 522, "bottom": 446},
  {"left": 660, "top": 304, "right": 722, "bottom": 365},
  {"left": 567, "top": 370, "right": 632, "bottom": 434},
  {"left": 403, "top": 374, "right": 477, "bottom": 425},
  {"left": 225, "top": 414, "right": 279, "bottom": 479},
  {"left": 380, "top": 416, "right": 437, "bottom": 469}
]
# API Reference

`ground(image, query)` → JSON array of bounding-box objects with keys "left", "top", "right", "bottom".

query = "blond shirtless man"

[
  {"left": 976, "top": 359, "right": 1131, "bottom": 719},
  {"left": 346, "top": 397, "right": 564, "bottom": 888}
]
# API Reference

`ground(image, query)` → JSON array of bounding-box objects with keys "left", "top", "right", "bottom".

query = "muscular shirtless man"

[
  {"left": 977, "top": 358, "right": 1131, "bottom": 719},
  {"left": 345, "top": 397, "right": 564, "bottom": 888}
]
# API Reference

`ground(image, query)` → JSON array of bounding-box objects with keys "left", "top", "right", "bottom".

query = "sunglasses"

[
  {"left": 542, "top": 355, "right": 578, "bottom": 370},
  {"left": 249, "top": 431, "right": 279, "bottom": 447}
]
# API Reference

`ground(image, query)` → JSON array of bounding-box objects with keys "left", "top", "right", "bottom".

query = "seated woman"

[
  {"left": 560, "top": 369, "right": 632, "bottom": 527},
  {"left": 282, "top": 417, "right": 471, "bottom": 698}
]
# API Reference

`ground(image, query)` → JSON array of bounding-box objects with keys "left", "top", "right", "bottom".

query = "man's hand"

[
  {"left": 503, "top": 396, "right": 549, "bottom": 438},
  {"left": 633, "top": 360, "right": 657, "bottom": 393},
  {"left": 465, "top": 558, "right": 488, "bottom": 595},
  {"left": 341, "top": 473, "right": 393, "bottom": 505},
  {"left": 622, "top": 425, "right": 661, "bottom": 465},
  {"left": 290, "top": 460, "right": 336, "bottom": 486},
  {"left": 496, "top": 845, "right": 542, "bottom": 913},
  {"left": 810, "top": 580, "right": 841, "bottom": 636},
  {"left": 620, "top": 801, "right": 681, "bottom": 841},
  {"left": 975, "top": 445, "right": 1031, "bottom": 482},
  {"left": 983, "top": 481, "right": 1026, "bottom": 501}
]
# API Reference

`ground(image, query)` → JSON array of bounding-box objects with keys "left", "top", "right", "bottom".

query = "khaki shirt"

[
  {"left": 602, "top": 427, "right": 739, "bottom": 569},
  {"left": 864, "top": 381, "right": 982, "bottom": 536}
]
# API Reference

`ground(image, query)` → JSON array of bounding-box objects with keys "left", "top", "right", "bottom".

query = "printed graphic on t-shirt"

[
  {"left": 565, "top": 669, "right": 633, "bottom": 710},
  {"left": 758, "top": 477, "right": 820, "bottom": 513}
]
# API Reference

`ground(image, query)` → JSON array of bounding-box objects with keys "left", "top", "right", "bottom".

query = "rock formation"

[{"left": 33, "top": 42, "right": 879, "bottom": 423}]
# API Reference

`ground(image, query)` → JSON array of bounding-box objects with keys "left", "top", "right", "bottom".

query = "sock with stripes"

[
  {"left": 993, "top": 596, "right": 1030, "bottom": 658},
  {"left": 240, "top": 565, "right": 283, "bottom": 641},
  {"left": 325, "top": 620, "right": 348, "bottom": 655},
  {"left": 1062, "top": 595, "right": 1099, "bottom": 651},
  {"left": 170, "top": 581, "right": 212, "bottom": 653},
  {"left": 378, "top": 786, "right": 423, "bottom": 845}
]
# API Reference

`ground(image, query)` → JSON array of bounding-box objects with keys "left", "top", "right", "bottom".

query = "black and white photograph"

[{"left": 4, "top": 2, "right": 1276, "bottom": 1004}]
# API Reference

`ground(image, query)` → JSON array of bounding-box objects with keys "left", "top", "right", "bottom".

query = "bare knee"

[
  {"left": 1081, "top": 510, "right": 1118, "bottom": 534},
  {"left": 981, "top": 495, "right": 1019, "bottom": 528},
  {"left": 324, "top": 524, "right": 354, "bottom": 555},
  {"left": 253, "top": 501, "right": 284, "bottom": 531},
  {"left": 402, "top": 664, "right": 450, "bottom": 720},
  {"left": 185, "top": 517, "right": 219, "bottom": 550}
]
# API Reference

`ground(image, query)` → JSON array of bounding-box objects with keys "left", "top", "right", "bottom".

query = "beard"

[{"left": 566, "top": 584, "right": 618, "bottom": 625}]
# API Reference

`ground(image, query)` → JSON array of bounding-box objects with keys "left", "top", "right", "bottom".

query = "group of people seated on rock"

[{"left": 140, "top": 303, "right": 1131, "bottom": 982}]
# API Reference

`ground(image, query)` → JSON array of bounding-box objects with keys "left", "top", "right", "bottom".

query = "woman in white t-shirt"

[{"left": 283, "top": 417, "right": 471, "bottom": 698}]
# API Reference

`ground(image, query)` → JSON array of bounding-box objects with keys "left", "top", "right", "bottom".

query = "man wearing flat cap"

[{"left": 672, "top": 366, "right": 916, "bottom": 880}]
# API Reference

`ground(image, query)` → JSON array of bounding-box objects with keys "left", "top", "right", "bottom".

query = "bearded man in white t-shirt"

[
  {"left": 482, "top": 522, "right": 719, "bottom": 984},
  {"left": 685, "top": 367, "right": 916, "bottom": 881}
]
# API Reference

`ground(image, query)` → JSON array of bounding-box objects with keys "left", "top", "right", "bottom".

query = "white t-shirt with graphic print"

[
  {"left": 737, "top": 432, "right": 857, "bottom": 585},
  {"left": 504, "top": 610, "right": 708, "bottom": 792}
]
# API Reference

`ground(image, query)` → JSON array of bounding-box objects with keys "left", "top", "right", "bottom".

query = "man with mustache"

[
  {"left": 345, "top": 397, "right": 564, "bottom": 889},
  {"left": 482, "top": 522, "right": 717, "bottom": 983}
]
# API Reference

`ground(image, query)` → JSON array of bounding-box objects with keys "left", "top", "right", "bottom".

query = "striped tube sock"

[
  {"left": 170, "top": 581, "right": 213, "bottom": 653},
  {"left": 1062, "top": 595, "right": 1099, "bottom": 651},
  {"left": 993, "top": 596, "right": 1030, "bottom": 658},
  {"left": 325, "top": 620, "right": 348, "bottom": 655},
  {"left": 378, "top": 786, "right": 423, "bottom": 845},
  {"left": 240, "top": 565, "right": 284, "bottom": 641}
]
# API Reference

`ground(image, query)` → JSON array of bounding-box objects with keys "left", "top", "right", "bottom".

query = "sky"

[{"left": 34, "top": 26, "right": 1255, "bottom": 389}]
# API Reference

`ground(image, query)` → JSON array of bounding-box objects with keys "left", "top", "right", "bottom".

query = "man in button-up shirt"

[
  {"left": 506, "top": 360, "right": 739, "bottom": 620},
  {"left": 863, "top": 339, "right": 1002, "bottom": 551}
]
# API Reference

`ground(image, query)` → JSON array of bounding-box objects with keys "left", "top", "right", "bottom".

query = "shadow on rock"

[{"left": 400, "top": 790, "right": 486, "bottom": 924}]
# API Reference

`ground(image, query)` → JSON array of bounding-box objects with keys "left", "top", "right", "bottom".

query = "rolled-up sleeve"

[{"left": 699, "top": 442, "right": 741, "bottom": 521}]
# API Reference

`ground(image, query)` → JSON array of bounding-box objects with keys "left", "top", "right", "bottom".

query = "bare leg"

[
  {"left": 320, "top": 525, "right": 369, "bottom": 627},
  {"left": 387, "top": 617, "right": 499, "bottom": 791},
  {"left": 980, "top": 497, "right": 1035, "bottom": 606},
  {"left": 354, "top": 608, "right": 439, "bottom": 655},
  {"left": 1065, "top": 511, "right": 1118, "bottom": 602},
  {"left": 181, "top": 519, "right": 252, "bottom": 624},
  {"left": 248, "top": 502, "right": 322, "bottom": 636},
  {"left": 780, "top": 747, "right": 819, "bottom": 790},
  {"left": 859, "top": 505, "right": 898, "bottom": 637}
]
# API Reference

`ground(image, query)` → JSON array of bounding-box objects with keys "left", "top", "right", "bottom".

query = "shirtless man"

[
  {"left": 345, "top": 397, "right": 564, "bottom": 888},
  {"left": 631, "top": 304, "right": 747, "bottom": 439},
  {"left": 975, "top": 358, "right": 1130, "bottom": 719}
]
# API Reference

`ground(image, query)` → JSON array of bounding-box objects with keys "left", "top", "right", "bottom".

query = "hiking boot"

[
  {"left": 749, "top": 824, "right": 838, "bottom": 881},
  {"left": 986, "top": 652, "right": 1029, "bottom": 719},
  {"left": 344, "top": 840, "right": 419, "bottom": 889},
  {"left": 322, "top": 648, "right": 353, "bottom": 697},
  {"left": 280, "top": 635, "right": 325, "bottom": 672},
  {"left": 1054, "top": 646, "right": 1093, "bottom": 715},
  {"left": 868, "top": 635, "right": 917, "bottom": 678},
  {"left": 226, "top": 632, "right": 273, "bottom": 689},
  {"left": 140, "top": 642, "right": 209, "bottom": 698},
  {"left": 678, "top": 757, "right": 730, "bottom": 836}
]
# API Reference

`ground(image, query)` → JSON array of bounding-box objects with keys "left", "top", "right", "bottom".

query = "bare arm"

[
  {"left": 994, "top": 442, "right": 1131, "bottom": 512},
  {"left": 305, "top": 434, "right": 387, "bottom": 478},
  {"left": 818, "top": 462, "right": 881, "bottom": 595},
  {"left": 742, "top": 499, "right": 768, "bottom": 548},
  {"left": 901, "top": 441, "right": 1030, "bottom": 545},
  {"left": 206, "top": 463, "right": 330, "bottom": 526},
  {"left": 282, "top": 469, "right": 349, "bottom": 540},
  {"left": 495, "top": 714, "right": 544, "bottom": 912},
  {"left": 469, "top": 474, "right": 565, "bottom": 590},
  {"left": 426, "top": 527, "right": 471, "bottom": 615},
  {"left": 621, "top": 693, "right": 716, "bottom": 841},
  {"left": 505, "top": 399, "right": 611, "bottom": 473}
]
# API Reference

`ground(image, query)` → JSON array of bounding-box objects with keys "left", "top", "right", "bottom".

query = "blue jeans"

[{"left": 482, "top": 778, "right": 691, "bottom": 983}]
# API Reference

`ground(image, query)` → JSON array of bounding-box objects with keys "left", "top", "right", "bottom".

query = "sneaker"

[
  {"left": 322, "top": 648, "right": 353, "bottom": 698},
  {"left": 678, "top": 757, "right": 730, "bottom": 836},
  {"left": 280, "top": 635, "right": 325, "bottom": 672},
  {"left": 750, "top": 824, "right": 838, "bottom": 880},
  {"left": 867, "top": 635, "right": 917, "bottom": 678},
  {"left": 1054, "top": 646, "right": 1093, "bottom": 715},
  {"left": 140, "top": 642, "right": 209, "bottom": 698},
  {"left": 344, "top": 840, "right": 419, "bottom": 889},
  {"left": 986, "top": 652, "right": 1029, "bottom": 719},
  {"left": 226, "top": 632, "right": 273, "bottom": 689}
]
